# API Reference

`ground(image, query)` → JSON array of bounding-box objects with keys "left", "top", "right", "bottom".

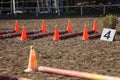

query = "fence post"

[
  {"left": 80, "top": 6, "right": 83, "bottom": 16},
  {"left": 36, "top": 7, "right": 38, "bottom": 17},
  {"left": 57, "top": 7, "right": 60, "bottom": 16},
  {"left": 103, "top": 6, "right": 106, "bottom": 15},
  {"left": 13, "top": 0, "right": 17, "bottom": 17},
  {"left": 49, "top": 0, "right": 53, "bottom": 13}
]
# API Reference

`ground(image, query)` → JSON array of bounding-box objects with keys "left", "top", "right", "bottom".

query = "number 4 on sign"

[
  {"left": 100, "top": 28, "right": 116, "bottom": 41},
  {"left": 104, "top": 31, "right": 111, "bottom": 39}
]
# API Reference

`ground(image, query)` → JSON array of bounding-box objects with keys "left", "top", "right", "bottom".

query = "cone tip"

[
  {"left": 30, "top": 46, "right": 34, "bottom": 49},
  {"left": 68, "top": 20, "right": 70, "bottom": 22},
  {"left": 55, "top": 25, "right": 58, "bottom": 28},
  {"left": 84, "top": 25, "right": 87, "bottom": 27},
  {"left": 42, "top": 20, "right": 44, "bottom": 22}
]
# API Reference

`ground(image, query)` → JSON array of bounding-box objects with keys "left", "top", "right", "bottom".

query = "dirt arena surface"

[{"left": 0, "top": 17, "right": 120, "bottom": 80}]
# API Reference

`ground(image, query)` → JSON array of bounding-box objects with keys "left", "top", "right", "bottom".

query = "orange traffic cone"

[
  {"left": 82, "top": 25, "right": 89, "bottom": 41},
  {"left": 53, "top": 26, "right": 60, "bottom": 41},
  {"left": 93, "top": 20, "right": 98, "bottom": 32},
  {"left": 24, "top": 46, "right": 38, "bottom": 72},
  {"left": 14, "top": 20, "right": 20, "bottom": 32},
  {"left": 41, "top": 20, "right": 47, "bottom": 32},
  {"left": 66, "top": 20, "right": 72, "bottom": 33},
  {"left": 20, "top": 26, "right": 27, "bottom": 41}
]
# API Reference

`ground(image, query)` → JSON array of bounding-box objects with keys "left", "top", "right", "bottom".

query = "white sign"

[{"left": 100, "top": 28, "right": 116, "bottom": 41}]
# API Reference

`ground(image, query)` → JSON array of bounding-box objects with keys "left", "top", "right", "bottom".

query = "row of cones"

[
  {"left": 53, "top": 23, "right": 98, "bottom": 41},
  {"left": 14, "top": 20, "right": 47, "bottom": 33},
  {"left": 15, "top": 20, "right": 98, "bottom": 41},
  {"left": 15, "top": 20, "right": 72, "bottom": 33}
]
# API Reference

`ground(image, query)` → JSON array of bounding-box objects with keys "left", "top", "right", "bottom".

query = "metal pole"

[
  {"left": 13, "top": 0, "right": 16, "bottom": 15},
  {"left": 103, "top": 6, "right": 106, "bottom": 15},
  {"left": 45, "top": 0, "right": 49, "bottom": 12},
  {"left": 54, "top": 0, "right": 58, "bottom": 13},
  {"left": 11, "top": 0, "right": 13, "bottom": 13},
  {"left": 59, "top": 0, "right": 63, "bottom": 12},
  {"left": 0, "top": 0, "right": 3, "bottom": 14},
  {"left": 41, "top": 0, "right": 43, "bottom": 7},
  {"left": 57, "top": 7, "right": 60, "bottom": 16},
  {"left": 54, "top": 0, "right": 57, "bottom": 7},
  {"left": 81, "top": 6, "right": 83, "bottom": 16},
  {"left": 49, "top": 0, "right": 52, "bottom": 13},
  {"left": 36, "top": 7, "right": 38, "bottom": 17},
  {"left": 37, "top": 0, "right": 39, "bottom": 12}
]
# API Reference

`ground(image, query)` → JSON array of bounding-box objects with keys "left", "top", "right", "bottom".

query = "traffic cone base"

[
  {"left": 82, "top": 37, "right": 89, "bottom": 40},
  {"left": 24, "top": 68, "right": 34, "bottom": 72},
  {"left": 20, "top": 37, "right": 28, "bottom": 41}
]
